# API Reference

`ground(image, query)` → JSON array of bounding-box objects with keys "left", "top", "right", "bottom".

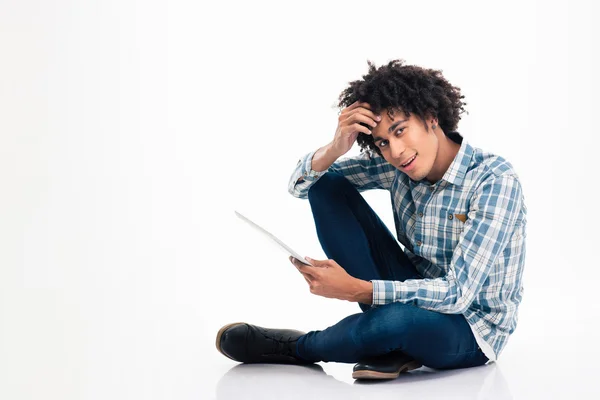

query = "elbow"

[
  {"left": 287, "top": 178, "right": 298, "bottom": 197},
  {"left": 287, "top": 179, "right": 298, "bottom": 196},
  {"left": 443, "top": 282, "right": 472, "bottom": 314},
  {"left": 287, "top": 183, "right": 305, "bottom": 199},
  {"left": 443, "top": 272, "right": 474, "bottom": 314},
  {"left": 288, "top": 178, "right": 310, "bottom": 199},
  {"left": 451, "top": 295, "right": 473, "bottom": 314}
]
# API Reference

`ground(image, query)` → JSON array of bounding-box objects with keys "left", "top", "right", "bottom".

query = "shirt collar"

[
  {"left": 439, "top": 131, "right": 473, "bottom": 186},
  {"left": 406, "top": 131, "right": 473, "bottom": 187}
]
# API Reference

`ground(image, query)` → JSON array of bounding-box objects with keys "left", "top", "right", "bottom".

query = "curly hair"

[{"left": 337, "top": 59, "right": 468, "bottom": 156}]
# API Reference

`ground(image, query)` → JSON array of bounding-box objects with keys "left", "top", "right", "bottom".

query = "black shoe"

[
  {"left": 215, "top": 322, "right": 314, "bottom": 365},
  {"left": 352, "top": 350, "right": 422, "bottom": 380}
]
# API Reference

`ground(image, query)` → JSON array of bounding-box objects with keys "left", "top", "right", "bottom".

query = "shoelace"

[{"left": 256, "top": 327, "right": 296, "bottom": 357}]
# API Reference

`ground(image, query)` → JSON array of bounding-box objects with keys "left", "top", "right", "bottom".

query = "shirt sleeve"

[
  {"left": 370, "top": 173, "right": 524, "bottom": 314},
  {"left": 287, "top": 148, "right": 397, "bottom": 199}
]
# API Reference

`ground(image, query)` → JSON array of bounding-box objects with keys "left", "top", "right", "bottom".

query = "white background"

[{"left": 1, "top": 0, "right": 599, "bottom": 399}]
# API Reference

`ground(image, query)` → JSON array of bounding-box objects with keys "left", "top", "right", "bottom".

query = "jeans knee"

[
  {"left": 351, "top": 304, "right": 412, "bottom": 352},
  {"left": 308, "top": 172, "right": 351, "bottom": 202}
]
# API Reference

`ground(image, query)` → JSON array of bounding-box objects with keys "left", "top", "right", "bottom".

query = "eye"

[{"left": 376, "top": 128, "right": 405, "bottom": 148}]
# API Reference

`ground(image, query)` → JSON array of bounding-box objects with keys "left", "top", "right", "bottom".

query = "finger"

[
  {"left": 305, "top": 256, "right": 320, "bottom": 266},
  {"left": 348, "top": 100, "right": 359, "bottom": 107},
  {"left": 342, "top": 100, "right": 360, "bottom": 112},
  {"left": 290, "top": 256, "right": 317, "bottom": 275},
  {"left": 290, "top": 256, "right": 307, "bottom": 267},
  {"left": 355, "top": 101, "right": 372, "bottom": 110},
  {"left": 300, "top": 271, "right": 316, "bottom": 286},
  {"left": 291, "top": 256, "right": 313, "bottom": 267},
  {"left": 343, "top": 122, "right": 372, "bottom": 136},
  {"left": 302, "top": 273, "right": 312, "bottom": 285},
  {"left": 342, "top": 112, "right": 380, "bottom": 130},
  {"left": 311, "top": 258, "right": 336, "bottom": 269},
  {"left": 298, "top": 264, "right": 319, "bottom": 278},
  {"left": 341, "top": 101, "right": 371, "bottom": 115},
  {"left": 352, "top": 107, "right": 381, "bottom": 124}
]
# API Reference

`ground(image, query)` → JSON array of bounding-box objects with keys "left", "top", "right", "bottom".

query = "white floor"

[
  {"left": 207, "top": 272, "right": 600, "bottom": 400},
  {"left": 209, "top": 304, "right": 598, "bottom": 400},
  {"left": 1, "top": 276, "right": 597, "bottom": 400},
  {"left": 211, "top": 352, "right": 592, "bottom": 400}
]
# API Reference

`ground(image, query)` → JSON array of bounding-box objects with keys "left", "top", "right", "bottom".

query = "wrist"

[
  {"left": 326, "top": 141, "right": 344, "bottom": 159},
  {"left": 351, "top": 279, "right": 373, "bottom": 305},
  {"left": 311, "top": 143, "right": 340, "bottom": 173}
]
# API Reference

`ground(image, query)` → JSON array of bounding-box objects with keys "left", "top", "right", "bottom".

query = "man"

[{"left": 215, "top": 59, "right": 527, "bottom": 380}]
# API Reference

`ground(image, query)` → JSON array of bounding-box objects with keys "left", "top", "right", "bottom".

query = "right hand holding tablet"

[{"left": 289, "top": 256, "right": 366, "bottom": 302}]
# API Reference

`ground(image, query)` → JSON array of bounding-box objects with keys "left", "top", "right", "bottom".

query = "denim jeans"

[{"left": 295, "top": 172, "right": 489, "bottom": 369}]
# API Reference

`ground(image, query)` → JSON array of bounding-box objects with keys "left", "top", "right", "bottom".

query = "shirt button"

[
  {"left": 429, "top": 186, "right": 435, "bottom": 191},
  {"left": 416, "top": 241, "right": 422, "bottom": 246},
  {"left": 448, "top": 214, "right": 454, "bottom": 220},
  {"left": 418, "top": 212, "right": 423, "bottom": 217}
]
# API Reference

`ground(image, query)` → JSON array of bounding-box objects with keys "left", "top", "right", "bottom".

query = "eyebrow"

[{"left": 372, "top": 119, "right": 408, "bottom": 143}]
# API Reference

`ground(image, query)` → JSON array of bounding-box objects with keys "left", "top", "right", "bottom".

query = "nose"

[{"left": 390, "top": 139, "right": 406, "bottom": 159}]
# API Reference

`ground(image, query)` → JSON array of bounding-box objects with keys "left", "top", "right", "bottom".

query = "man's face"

[{"left": 371, "top": 109, "right": 439, "bottom": 182}]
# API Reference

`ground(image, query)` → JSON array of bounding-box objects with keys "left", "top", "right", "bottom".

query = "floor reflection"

[{"left": 216, "top": 361, "right": 513, "bottom": 400}]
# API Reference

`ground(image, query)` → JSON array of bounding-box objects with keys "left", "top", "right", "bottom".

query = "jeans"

[{"left": 295, "top": 172, "right": 489, "bottom": 369}]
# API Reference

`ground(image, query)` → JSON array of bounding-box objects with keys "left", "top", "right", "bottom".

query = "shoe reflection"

[
  {"left": 216, "top": 362, "right": 512, "bottom": 400},
  {"left": 216, "top": 363, "right": 359, "bottom": 399}
]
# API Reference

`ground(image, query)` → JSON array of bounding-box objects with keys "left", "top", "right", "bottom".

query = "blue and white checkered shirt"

[{"left": 288, "top": 132, "right": 527, "bottom": 361}]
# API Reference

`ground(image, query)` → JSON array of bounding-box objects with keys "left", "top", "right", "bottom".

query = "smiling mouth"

[{"left": 400, "top": 154, "right": 417, "bottom": 168}]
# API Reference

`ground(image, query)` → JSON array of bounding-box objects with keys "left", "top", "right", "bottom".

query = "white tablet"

[{"left": 234, "top": 210, "right": 312, "bottom": 265}]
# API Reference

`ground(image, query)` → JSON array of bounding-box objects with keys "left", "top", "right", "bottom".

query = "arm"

[
  {"left": 287, "top": 144, "right": 397, "bottom": 199},
  {"left": 368, "top": 174, "right": 524, "bottom": 314}
]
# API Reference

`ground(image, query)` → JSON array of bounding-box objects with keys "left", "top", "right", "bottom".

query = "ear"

[{"left": 424, "top": 113, "right": 438, "bottom": 129}]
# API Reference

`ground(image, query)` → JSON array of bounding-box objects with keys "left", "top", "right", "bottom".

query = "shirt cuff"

[
  {"left": 300, "top": 150, "right": 327, "bottom": 181},
  {"left": 371, "top": 280, "right": 399, "bottom": 305}
]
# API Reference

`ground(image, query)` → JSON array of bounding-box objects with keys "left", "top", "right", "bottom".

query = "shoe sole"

[
  {"left": 215, "top": 322, "right": 247, "bottom": 361},
  {"left": 352, "top": 360, "right": 422, "bottom": 380}
]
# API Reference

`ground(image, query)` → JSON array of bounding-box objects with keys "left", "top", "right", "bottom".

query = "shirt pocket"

[{"left": 437, "top": 209, "right": 468, "bottom": 245}]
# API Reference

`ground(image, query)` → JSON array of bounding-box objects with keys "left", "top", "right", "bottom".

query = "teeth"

[{"left": 402, "top": 155, "right": 416, "bottom": 167}]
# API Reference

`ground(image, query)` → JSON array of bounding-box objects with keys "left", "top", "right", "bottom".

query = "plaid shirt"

[{"left": 287, "top": 132, "right": 527, "bottom": 361}]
